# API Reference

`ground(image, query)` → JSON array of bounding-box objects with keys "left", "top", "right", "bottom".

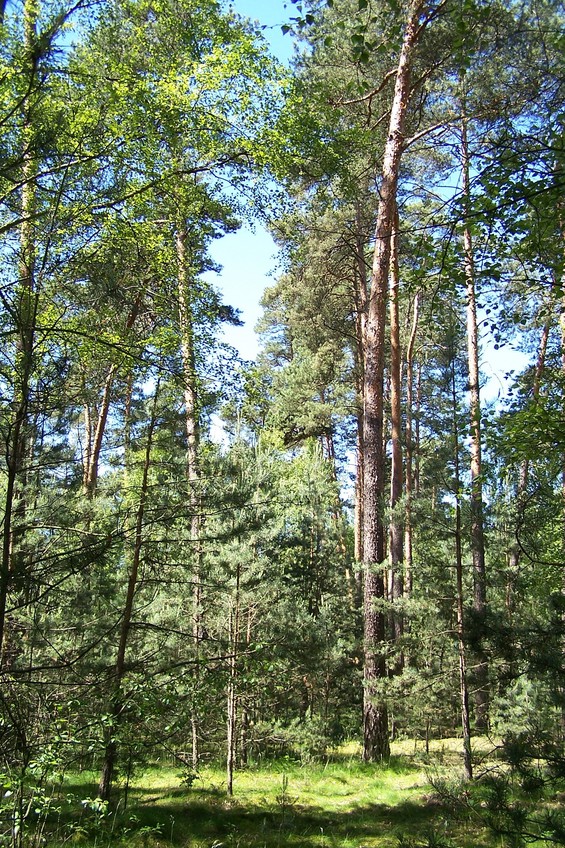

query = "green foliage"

[
  {"left": 1, "top": 0, "right": 565, "bottom": 844},
  {"left": 248, "top": 715, "right": 333, "bottom": 763}
]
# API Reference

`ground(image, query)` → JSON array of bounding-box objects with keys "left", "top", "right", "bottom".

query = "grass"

[{"left": 32, "top": 740, "right": 497, "bottom": 848}]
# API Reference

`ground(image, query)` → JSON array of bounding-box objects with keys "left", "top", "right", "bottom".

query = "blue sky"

[
  {"left": 209, "top": 226, "right": 281, "bottom": 361},
  {"left": 206, "top": 0, "right": 294, "bottom": 361},
  {"left": 231, "top": 0, "right": 295, "bottom": 63}
]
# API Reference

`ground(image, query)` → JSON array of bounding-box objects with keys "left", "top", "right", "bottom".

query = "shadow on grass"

[
  {"left": 41, "top": 783, "right": 472, "bottom": 847},
  {"left": 158, "top": 797, "right": 461, "bottom": 846}
]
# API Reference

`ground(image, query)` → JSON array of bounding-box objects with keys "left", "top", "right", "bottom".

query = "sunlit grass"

[{"left": 37, "top": 740, "right": 496, "bottom": 847}]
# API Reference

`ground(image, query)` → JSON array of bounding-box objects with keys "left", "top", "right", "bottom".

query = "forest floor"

[{"left": 38, "top": 739, "right": 499, "bottom": 847}]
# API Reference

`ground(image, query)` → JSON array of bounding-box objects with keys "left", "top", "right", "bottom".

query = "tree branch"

[{"left": 332, "top": 68, "right": 397, "bottom": 107}]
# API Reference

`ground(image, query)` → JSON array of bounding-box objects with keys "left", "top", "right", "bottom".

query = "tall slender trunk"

[
  {"left": 239, "top": 607, "right": 253, "bottom": 768},
  {"left": 415, "top": 362, "right": 422, "bottom": 497},
  {"left": 389, "top": 208, "right": 404, "bottom": 651},
  {"left": 558, "top": 200, "right": 565, "bottom": 734},
  {"left": 82, "top": 365, "right": 117, "bottom": 497},
  {"left": 354, "top": 207, "right": 368, "bottom": 566},
  {"left": 227, "top": 562, "right": 241, "bottom": 796},
  {"left": 319, "top": 396, "right": 337, "bottom": 470},
  {"left": 98, "top": 382, "right": 160, "bottom": 801},
  {"left": 175, "top": 225, "right": 202, "bottom": 768},
  {"left": 452, "top": 360, "right": 473, "bottom": 780},
  {"left": 82, "top": 295, "right": 143, "bottom": 499},
  {"left": 362, "top": 0, "right": 424, "bottom": 762},
  {"left": 404, "top": 293, "right": 420, "bottom": 597},
  {"left": 461, "top": 114, "right": 488, "bottom": 731},
  {"left": 0, "top": 0, "right": 38, "bottom": 662}
]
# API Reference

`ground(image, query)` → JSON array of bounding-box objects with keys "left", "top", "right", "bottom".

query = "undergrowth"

[{"left": 11, "top": 738, "right": 556, "bottom": 848}]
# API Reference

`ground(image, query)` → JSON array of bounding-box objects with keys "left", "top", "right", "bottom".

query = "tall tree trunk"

[
  {"left": 558, "top": 202, "right": 565, "bottom": 735},
  {"left": 389, "top": 208, "right": 404, "bottom": 654},
  {"left": 362, "top": 0, "right": 424, "bottom": 762},
  {"left": 452, "top": 360, "right": 473, "bottom": 780},
  {"left": 175, "top": 224, "right": 203, "bottom": 768},
  {"left": 404, "top": 292, "right": 420, "bottom": 597},
  {"left": 461, "top": 114, "right": 488, "bottom": 731},
  {"left": 239, "top": 607, "right": 253, "bottom": 768},
  {"left": 415, "top": 362, "right": 422, "bottom": 497},
  {"left": 0, "top": 0, "right": 38, "bottom": 663},
  {"left": 98, "top": 382, "right": 160, "bottom": 801},
  {"left": 82, "top": 294, "right": 143, "bottom": 499},
  {"left": 354, "top": 206, "right": 368, "bottom": 565},
  {"left": 227, "top": 562, "right": 241, "bottom": 796},
  {"left": 82, "top": 365, "right": 117, "bottom": 497}
]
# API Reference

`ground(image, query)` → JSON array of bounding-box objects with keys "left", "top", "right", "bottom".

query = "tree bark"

[
  {"left": 353, "top": 205, "right": 368, "bottom": 565},
  {"left": 415, "top": 362, "right": 422, "bottom": 497},
  {"left": 239, "top": 607, "right": 253, "bottom": 768},
  {"left": 82, "top": 294, "right": 143, "bottom": 499},
  {"left": 461, "top": 114, "right": 488, "bottom": 731},
  {"left": 226, "top": 562, "right": 241, "bottom": 796},
  {"left": 362, "top": 0, "right": 424, "bottom": 762},
  {"left": 98, "top": 382, "right": 160, "bottom": 801},
  {"left": 452, "top": 360, "right": 473, "bottom": 781},
  {"left": 79, "top": 309, "right": 140, "bottom": 633},
  {"left": 175, "top": 224, "right": 203, "bottom": 768},
  {"left": 82, "top": 364, "right": 117, "bottom": 497},
  {"left": 404, "top": 292, "right": 420, "bottom": 597},
  {"left": 389, "top": 208, "right": 404, "bottom": 653},
  {"left": 0, "top": 0, "right": 38, "bottom": 663},
  {"left": 557, "top": 194, "right": 565, "bottom": 734}
]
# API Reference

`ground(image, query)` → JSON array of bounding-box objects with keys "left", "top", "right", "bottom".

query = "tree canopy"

[{"left": 1, "top": 0, "right": 565, "bottom": 844}]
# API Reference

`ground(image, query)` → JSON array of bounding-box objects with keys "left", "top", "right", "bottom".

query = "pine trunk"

[
  {"left": 176, "top": 225, "right": 203, "bottom": 767},
  {"left": 82, "top": 296, "right": 142, "bottom": 498},
  {"left": 0, "top": 0, "right": 38, "bottom": 662},
  {"left": 404, "top": 293, "right": 420, "bottom": 597},
  {"left": 362, "top": 0, "right": 424, "bottom": 761},
  {"left": 354, "top": 209, "right": 368, "bottom": 565},
  {"left": 227, "top": 563, "right": 241, "bottom": 796},
  {"left": 98, "top": 384, "right": 160, "bottom": 801},
  {"left": 452, "top": 361, "right": 473, "bottom": 781},
  {"left": 83, "top": 365, "right": 117, "bottom": 497},
  {"left": 389, "top": 208, "right": 404, "bottom": 656},
  {"left": 559, "top": 209, "right": 565, "bottom": 734},
  {"left": 461, "top": 114, "right": 488, "bottom": 731}
]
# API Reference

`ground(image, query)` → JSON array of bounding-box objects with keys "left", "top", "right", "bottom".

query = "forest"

[{"left": 0, "top": 0, "right": 564, "bottom": 844}]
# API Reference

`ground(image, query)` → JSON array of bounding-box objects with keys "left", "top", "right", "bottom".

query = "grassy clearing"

[{"left": 36, "top": 740, "right": 495, "bottom": 847}]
